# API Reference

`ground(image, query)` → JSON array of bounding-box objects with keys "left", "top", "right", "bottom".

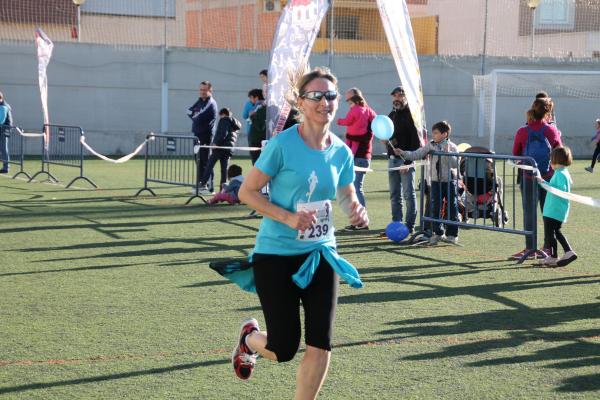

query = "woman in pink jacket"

[{"left": 337, "top": 88, "right": 376, "bottom": 230}]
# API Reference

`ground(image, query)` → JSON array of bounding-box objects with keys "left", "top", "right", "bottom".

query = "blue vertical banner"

[{"left": 266, "top": 0, "right": 330, "bottom": 138}]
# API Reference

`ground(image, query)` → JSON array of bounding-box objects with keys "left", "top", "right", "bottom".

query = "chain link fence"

[{"left": 1, "top": 0, "right": 599, "bottom": 60}]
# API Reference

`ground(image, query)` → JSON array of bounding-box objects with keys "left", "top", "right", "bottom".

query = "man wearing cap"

[{"left": 385, "top": 86, "right": 421, "bottom": 234}]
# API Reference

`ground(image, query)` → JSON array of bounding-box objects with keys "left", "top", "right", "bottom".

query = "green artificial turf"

[{"left": 0, "top": 158, "right": 598, "bottom": 399}]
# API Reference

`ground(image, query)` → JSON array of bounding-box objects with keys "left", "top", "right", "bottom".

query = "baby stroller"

[{"left": 459, "top": 146, "right": 508, "bottom": 227}]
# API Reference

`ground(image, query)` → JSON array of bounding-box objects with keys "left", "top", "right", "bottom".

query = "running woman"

[{"left": 234, "top": 67, "right": 368, "bottom": 400}]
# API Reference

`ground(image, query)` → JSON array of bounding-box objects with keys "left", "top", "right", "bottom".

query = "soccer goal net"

[{"left": 474, "top": 69, "right": 600, "bottom": 151}]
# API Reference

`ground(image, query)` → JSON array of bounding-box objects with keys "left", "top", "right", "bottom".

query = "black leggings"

[
  {"left": 543, "top": 216, "right": 572, "bottom": 257},
  {"left": 252, "top": 252, "right": 338, "bottom": 362},
  {"left": 591, "top": 143, "right": 600, "bottom": 169}
]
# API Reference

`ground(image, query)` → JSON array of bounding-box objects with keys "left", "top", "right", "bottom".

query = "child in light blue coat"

[{"left": 539, "top": 146, "right": 576, "bottom": 267}]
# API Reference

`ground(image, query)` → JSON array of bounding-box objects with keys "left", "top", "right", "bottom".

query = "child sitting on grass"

[
  {"left": 539, "top": 146, "right": 577, "bottom": 267},
  {"left": 208, "top": 164, "right": 244, "bottom": 205},
  {"left": 396, "top": 120, "right": 460, "bottom": 245}
]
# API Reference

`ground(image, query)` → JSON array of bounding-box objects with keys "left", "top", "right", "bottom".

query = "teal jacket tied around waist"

[{"left": 209, "top": 245, "right": 363, "bottom": 293}]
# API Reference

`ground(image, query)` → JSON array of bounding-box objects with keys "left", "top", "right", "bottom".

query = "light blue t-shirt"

[
  {"left": 254, "top": 125, "right": 354, "bottom": 255},
  {"left": 542, "top": 167, "right": 572, "bottom": 223},
  {"left": 0, "top": 105, "right": 8, "bottom": 125}
]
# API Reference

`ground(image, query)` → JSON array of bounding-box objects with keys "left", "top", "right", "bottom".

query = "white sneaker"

[
  {"left": 198, "top": 186, "right": 214, "bottom": 195},
  {"left": 429, "top": 234, "right": 443, "bottom": 245},
  {"left": 556, "top": 251, "right": 577, "bottom": 267},
  {"left": 538, "top": 256, "right": 558, "bottom": 266},
  {"left": 444, "top": 235, "right": 458, "bottom": 244}
]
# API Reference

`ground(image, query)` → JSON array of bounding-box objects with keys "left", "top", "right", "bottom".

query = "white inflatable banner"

[{"left": 266, "top": 0, "right": 330, "bottom": 138}]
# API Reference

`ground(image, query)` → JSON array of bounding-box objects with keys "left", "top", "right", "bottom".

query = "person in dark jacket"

[
  {"left": 198, "top": 108, "right": 242, "bottom": 193},
  {"left": 0, "top": 91, "right": 13, "bottom": 173},
  {"left": 188, "top": 81, "right": 218, "bottom": 191},
  {"left": 386, "top": 86, "right": 422, "bottom": 233},
  {"left": 247, "top": 89, "right": 266, "bottom": 165}
]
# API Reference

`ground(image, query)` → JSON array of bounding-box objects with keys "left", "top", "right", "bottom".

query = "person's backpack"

[{"left": 524, "top": 125, "right": 551, "bottom": 177}]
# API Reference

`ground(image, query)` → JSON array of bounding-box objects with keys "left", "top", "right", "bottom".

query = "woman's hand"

[
  {"left": 285, "top": 210, "right": 318, "bottom": 231},
  {"left": 393, "top": 148, "right": 403, "bottom": 156},
  {"left": 348, "top": 201, "right": 369, "bottom": 227}
]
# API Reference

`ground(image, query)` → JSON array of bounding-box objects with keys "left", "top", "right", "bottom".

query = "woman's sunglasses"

[{"left": 301, "top": 91, "right": 338, "bottom": 102}]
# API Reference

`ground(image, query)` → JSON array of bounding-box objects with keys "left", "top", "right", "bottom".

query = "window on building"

[
  {"left": 535, "top": 0, "right": 575, "bottom": 30},
  {"left": 332, "top": 15, "right": 360, "bottom": 40}
]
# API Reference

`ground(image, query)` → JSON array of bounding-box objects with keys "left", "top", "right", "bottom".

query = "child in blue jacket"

[{"left": 539, "top": 146, "right": 577, "bottom": 267}]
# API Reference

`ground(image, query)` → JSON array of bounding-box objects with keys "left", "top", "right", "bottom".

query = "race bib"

[{"left": 296, "top": 200, "right": 333, "bottom": 242}]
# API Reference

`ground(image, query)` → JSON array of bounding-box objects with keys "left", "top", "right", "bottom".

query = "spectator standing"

[
  {"left": 512, "top": 97, "right": 562, "bottom": 260},
  {"left": 386, "top": 86, "right": 421, "bottom": 234},
  {"left": 188, "top": 81, "right": 218, "bottom": 192},
  {"left": 585, "top": 118, "right": 600, "bottom": 173},
  {"left": 198, "top": 108, "right": 242, "bottom": 193},
  {"left": 396, "top": 121, "right": 459, "bottom": 245},
  {"left": 247, "top": 88, "right": 266, "bottom": 165},
  {"left": 538, "top": 146, "right": 577, "bottom": 267},
  {"left": 0, "top": 91, "right": 13, "bottom": 174},
  {"left": 336, "top": 87, "right": 376, "bottom": 230},
  {"left": 259, "top": 69, "right": 268, "bottom": 98}
]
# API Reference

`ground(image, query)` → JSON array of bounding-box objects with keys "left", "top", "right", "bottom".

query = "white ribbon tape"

[
  {"left": 508, "top": 160, "right": 600, "bottom": 208},
  {"left": 80, "top": 135, "right": 153, "bottom": 164},
  {"left": 354, "top": 159, "right": 428, "bottom": 173},
  {"left": 16, "top": 128, "right": 44, "bottom": 138},
  {"left": 196, "top": 144, "right": 262, "bottom": 152},
  {"left": 538, "top": 179, "right": 600, "bottom": 208}
]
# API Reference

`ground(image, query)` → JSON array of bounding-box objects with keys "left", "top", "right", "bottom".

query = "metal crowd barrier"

[
  {"left": 135, "top": 133, "right": 207, "bottom": 204},
  {"left": 0, "top": 125, "right": 30, "bottom": 179},
  {"left": 28, "top": 124, "right": 97, "bottom": 188},
  {"left": 417, "top": 149, "right": 538, "bottom": 263}
]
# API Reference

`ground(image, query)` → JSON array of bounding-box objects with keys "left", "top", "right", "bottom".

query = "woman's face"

[{"left": 298, "top": 78, "right": 339, "bottom": 126}]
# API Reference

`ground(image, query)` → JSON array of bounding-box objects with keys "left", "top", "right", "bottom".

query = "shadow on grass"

[
  {"left": 19, "top": 234, "right": 254, "bottom": 253},
  {"left": 35, "top": 239, "right": 253, "bottom": 263},
  {"left": 0, "top": 262, "right": 147, "bottom": 277},
  {"left": 0, "top": 359, "right": 228, "bottom": 395},
  {"left": 340, "top": 276, "right": 600, "bottom": 306},
  {"left": 557, "top": 373, "right": 600, "bottom": 392},
  {"left": 356, "top": 272, "right": 600, "bottom": 394},
  {"left": 180, "top": 279, "right": 231, "bottom": 288}
]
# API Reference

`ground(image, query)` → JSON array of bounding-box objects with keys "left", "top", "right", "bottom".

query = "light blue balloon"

[{"left": 372, "top": 115, "right": 394, "bottom": 141}]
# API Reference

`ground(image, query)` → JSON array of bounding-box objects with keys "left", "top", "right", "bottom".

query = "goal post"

[{"left": 474, "top": 69, "right": 600, "bottom": 151}]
